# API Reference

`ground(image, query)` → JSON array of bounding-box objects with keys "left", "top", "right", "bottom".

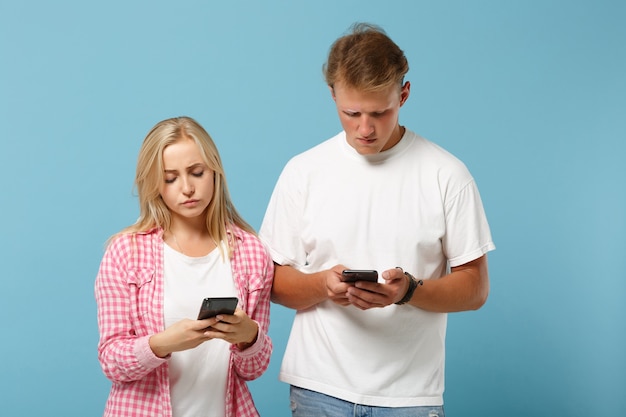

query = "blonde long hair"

[{"left": 112, "top": 116, "right": 254, "bottom": 256}]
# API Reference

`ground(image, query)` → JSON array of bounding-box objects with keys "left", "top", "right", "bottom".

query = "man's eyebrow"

[{"left": 343, "top": 109, "right": 388, "bottom": 115}]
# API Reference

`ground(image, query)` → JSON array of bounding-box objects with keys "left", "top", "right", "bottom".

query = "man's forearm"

[{"left": 271, "top": 264, "right": 328, "bottom": 310}]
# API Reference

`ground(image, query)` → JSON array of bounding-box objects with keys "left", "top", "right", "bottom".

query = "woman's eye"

[
  {"left": 192, "top": 170, "right": 204, "bottom": 178},
  {"left": 164, "top": 177, "right": 176, "bottom": 184}
]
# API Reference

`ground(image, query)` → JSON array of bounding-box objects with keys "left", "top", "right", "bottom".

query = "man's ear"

[
  {"left": 400, "top": 81, "right": 411, "bottom": 106},
  {"left": 329, "top": 85, "right": 336, "bottom": 101}
]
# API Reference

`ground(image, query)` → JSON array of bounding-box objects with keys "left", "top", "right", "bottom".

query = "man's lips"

[{"left": 356, "top": 137, "right": 376, "bottom": 143}]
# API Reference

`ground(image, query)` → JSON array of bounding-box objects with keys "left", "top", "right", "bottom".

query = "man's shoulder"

[
  {"left": 282, "top": 132, "right": 343, "bottom": 171},
  {"left": 402, "top": 130, "right": 473, "bottom": 186},
  {"left": 293, "top": 131, "right": 342, "bottom": 159},
  {"left": 406, "top": 130, "right": 466, "bottom": 165}
]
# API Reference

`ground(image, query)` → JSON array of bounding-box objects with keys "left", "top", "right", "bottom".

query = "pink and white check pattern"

[{"left": 95, "top": 226, "right": 273, "bottom": 417}]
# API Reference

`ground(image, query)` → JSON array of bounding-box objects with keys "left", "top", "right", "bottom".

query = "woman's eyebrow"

[
  {"left": 187, "top": 163, "right": 204, "bottom": 169},
  {"left": 164, "top": 163, "right": 205, "bottom": 173}
]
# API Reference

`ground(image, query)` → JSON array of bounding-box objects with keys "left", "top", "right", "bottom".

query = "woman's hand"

[
  {"left": 203, "top": 308, "right": 259, "bottom": 350},
  {"left": 149, "top": 317, "right": 219, "bottom": 358}
]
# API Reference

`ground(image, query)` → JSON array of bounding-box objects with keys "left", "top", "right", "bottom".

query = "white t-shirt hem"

[{"left": 280, "top": 373, "right": 444, "bottom": 407}]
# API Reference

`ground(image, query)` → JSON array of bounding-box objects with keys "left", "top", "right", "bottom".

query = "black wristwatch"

[{"left": 395, "top": 271, "right": 423, "bottom": 305}]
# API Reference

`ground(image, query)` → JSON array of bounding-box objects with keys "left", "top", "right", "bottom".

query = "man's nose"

[{"left": 358, "top": 116, "right": 374, "bottom": 137}]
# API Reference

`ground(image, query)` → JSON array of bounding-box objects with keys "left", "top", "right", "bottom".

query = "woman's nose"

[{"left": 181, "top": 178, "right": 194, "bottom": 195}]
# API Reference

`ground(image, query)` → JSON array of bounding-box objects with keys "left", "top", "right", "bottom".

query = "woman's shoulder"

[
  {"left": 229, "top": 224, "right": 259, "bottom": 244},
  {"left": 106, "top": 228, "right": 162, "bottom": 254},
  {"left": 229, "top": 225, "right": 270, "bottom": 256}
]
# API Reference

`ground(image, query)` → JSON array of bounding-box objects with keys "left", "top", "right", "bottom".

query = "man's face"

[{"left": 331, "top": 81, "right": 410, "bottom": 155}]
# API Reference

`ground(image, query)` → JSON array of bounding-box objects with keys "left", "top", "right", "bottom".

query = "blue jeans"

[{"left": 290, "top": 386, "right": 445, "bottom": 417}]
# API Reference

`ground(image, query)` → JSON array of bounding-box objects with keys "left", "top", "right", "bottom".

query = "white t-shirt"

[
  {"left": 163, "top": 242, "right": 237, "bottom": 417},
  {"left": 259, "top": 129, "right": 495, "bottom": 407}
]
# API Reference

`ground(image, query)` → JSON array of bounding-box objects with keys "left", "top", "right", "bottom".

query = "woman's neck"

[{"left": 165, "top": 220, "right": 216, "bottom": 257}]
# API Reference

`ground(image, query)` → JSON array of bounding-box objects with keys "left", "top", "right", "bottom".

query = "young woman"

[{"left": 95, "top": 116, "right": 273, "bottom": 417}]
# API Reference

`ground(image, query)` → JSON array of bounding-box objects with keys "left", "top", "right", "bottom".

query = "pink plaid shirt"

[{"left": 95, "top": 226, "right": 273, "bottom": 417}]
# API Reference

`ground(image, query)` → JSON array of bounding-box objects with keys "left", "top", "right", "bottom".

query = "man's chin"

[{"left": 350, "top": 141, "right": 381, "bottom": 155}]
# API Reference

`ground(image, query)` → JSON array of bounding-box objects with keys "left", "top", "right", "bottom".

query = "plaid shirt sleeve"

[
  {"left": 226, "top": 227, "right": 275, "bottom": 417},
  {"left": 95, "top": 234, "right": 168, "bottom": 383}
]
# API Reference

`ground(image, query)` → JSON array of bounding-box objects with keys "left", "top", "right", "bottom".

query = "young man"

[{"left": 260, "top": 23, "right": 495, "bottom": 417}]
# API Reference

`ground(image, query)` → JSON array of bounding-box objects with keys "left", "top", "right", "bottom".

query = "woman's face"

[{"left": 159, "top": 138, "right": 215, "bottom": 223}]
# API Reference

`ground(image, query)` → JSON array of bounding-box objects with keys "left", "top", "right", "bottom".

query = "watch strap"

[{"left": 395, "top": 271, "right": 423, "bottom": 305}]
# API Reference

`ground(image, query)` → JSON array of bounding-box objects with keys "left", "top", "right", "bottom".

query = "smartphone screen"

[
  {"left": 197, "top": 297, "right": 238, "bottom": 320},
  {"left": 341, "top": 269, "right": 378, "bottom": 283}
]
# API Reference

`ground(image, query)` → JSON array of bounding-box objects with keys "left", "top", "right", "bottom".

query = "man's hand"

[
  {"left": 324, "top": 264, "right": 353, "bottom": 306},
  {"left": 346, "top": 267, "right": 409, "bottom": 309}
]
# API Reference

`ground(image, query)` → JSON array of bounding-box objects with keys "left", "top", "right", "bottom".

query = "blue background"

[{"left": 1, "top": 1, "right": 624, "bottom": 416}]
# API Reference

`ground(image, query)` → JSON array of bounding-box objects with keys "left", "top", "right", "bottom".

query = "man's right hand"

[{"left": 325, "top": 264, "right": 353, "bottom": 306}]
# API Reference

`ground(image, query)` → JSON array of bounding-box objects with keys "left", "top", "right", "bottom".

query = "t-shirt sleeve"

[
  {"left": 259, "top": 161, "right": 307, "bottom": 268},
  {"left": 443, "top": 178, "right": 496, "bottom": 267}
]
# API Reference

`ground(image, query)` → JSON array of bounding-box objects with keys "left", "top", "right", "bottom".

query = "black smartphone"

[
  {"left": 341, "top": 269, "right": 378, "bottom": 283},
  {"left": 197, "top": 297, "right": 239, "bottom": 320}
]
